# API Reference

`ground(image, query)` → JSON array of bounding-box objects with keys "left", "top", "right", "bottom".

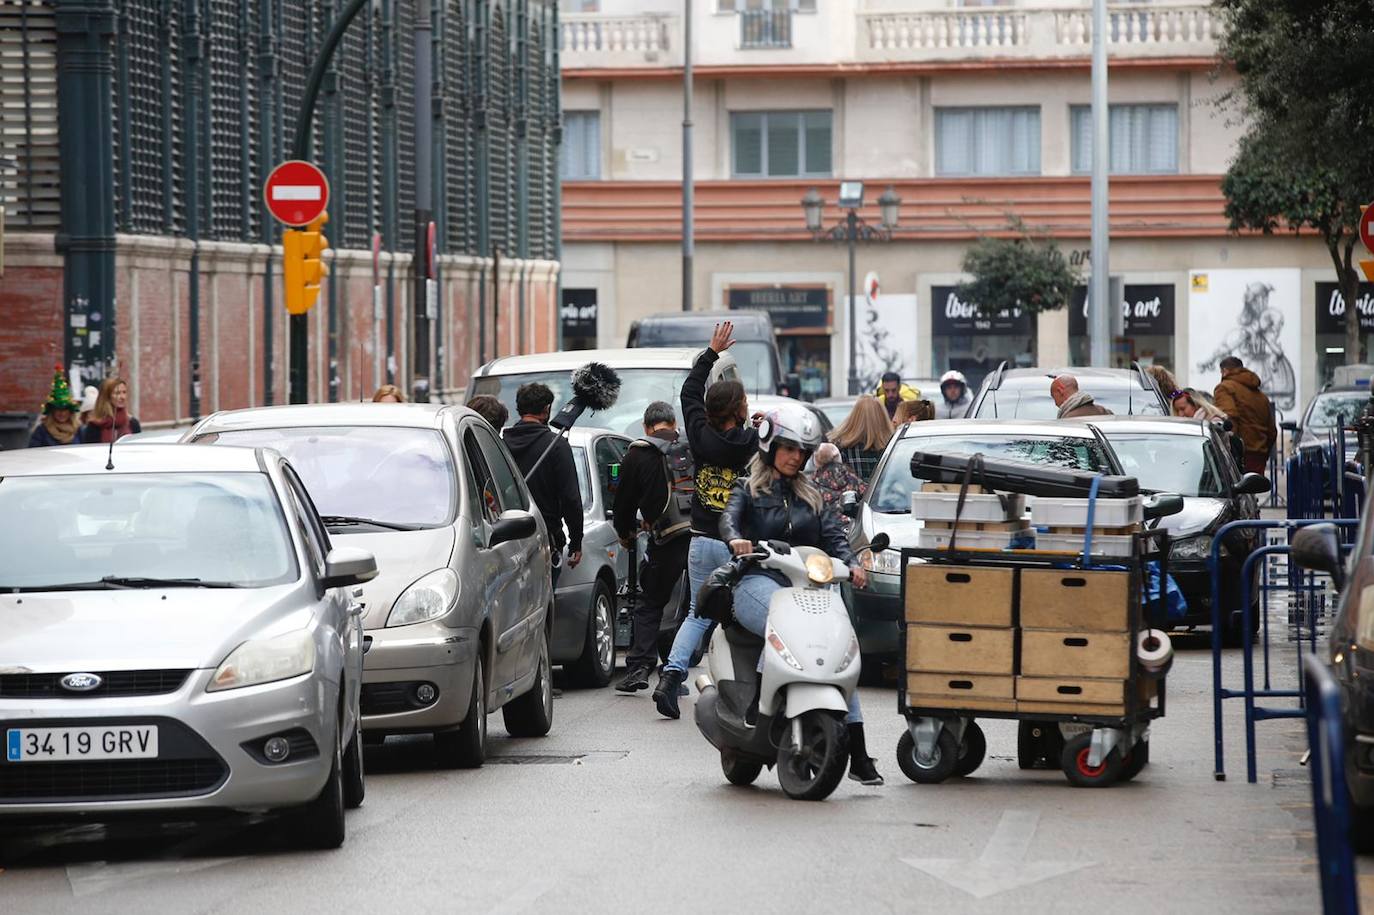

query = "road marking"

[
  {"left": 66, "top": 858, "right": 235, "bottom": 898},
  {"left": 902, "top": 810, "right": 1095, "bottom": 900},
  {"left": 270, "top": 186, "right": 322, "bottom": 201}
]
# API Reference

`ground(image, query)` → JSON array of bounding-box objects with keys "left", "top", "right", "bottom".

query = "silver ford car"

[{"left": 0, "top": 444, "right": 376, "bottom": 849}]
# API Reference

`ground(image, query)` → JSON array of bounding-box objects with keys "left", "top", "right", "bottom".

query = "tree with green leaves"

[
  {"left": 1217, "top": 0, "right": 1374, "bottom": 364},
  {"left": 954, "top": 217, "right": 1079, "bottom": 318}
]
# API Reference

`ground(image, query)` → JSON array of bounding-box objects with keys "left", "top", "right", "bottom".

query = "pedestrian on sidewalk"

[
  {"left": 80, "top": 377, "right": 141, "bottom": 444},
  {"left": 936, "top": 370, "right": 971, "bottom": 419},
  {"left": 466, "top": 394, "right": 509, "bottom": 429},
  {"left": 372, "top": 384, "right": 406, "bottom": 403},
  {"left": 829, "top": 395, "right": 892, "bottom": 483},
  {"left": 653, "top": 321, "right": 759, "bottom": 719},
  {"left": 502, "top": 383, "right": 583, "bottom": 586},
  {"left": 1050, "top": 374, "right": 1112, "bottom": 419},
  {"left": 28, "top": 365, "right": 82, "bottom": 448},
  {"left": 612, "top": 401, "right": 694, "bottom": 694},
  {"left": 1212, "top": 356, "right": 1277, "bottom": 475}
]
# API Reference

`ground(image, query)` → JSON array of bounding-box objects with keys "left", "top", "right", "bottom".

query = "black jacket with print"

[
  {"left": 719, "top": 476, "right": 856, "bottom": 567},
  {"left": 680, "top": 348, "right": 758, "bottom": 539}
]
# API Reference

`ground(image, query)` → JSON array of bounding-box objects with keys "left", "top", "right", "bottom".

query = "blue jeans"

[{"left": 663, "top": 537, "right": 732, "bottom": 676}]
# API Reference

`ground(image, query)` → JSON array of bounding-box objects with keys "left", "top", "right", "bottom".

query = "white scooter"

[{"left": 693, "top": 533, "right": 889, "bottom": 801}]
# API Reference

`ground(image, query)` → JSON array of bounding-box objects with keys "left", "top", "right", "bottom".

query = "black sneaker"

[
  {"left": 653, "top": 668, "right": 686, "bottom": 719},
  {"left": 847, "top": 722, "right": 885, "bottom": 786},
  {"left": 616, "top": 666, "right": 652, "bottom": 693}
]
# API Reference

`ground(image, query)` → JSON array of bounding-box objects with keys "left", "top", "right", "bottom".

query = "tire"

[
  {"left": 896, "top": 728, "right": 960, "bottom": 784},
  {"left": 720, "top": 750, "right": 764, "bottom": 787},
  {"left": 435, "top": 655, "right": 486, "bottom": 769},
  {"left": 954, "top": 721, "right": 987, "bottom": 777},
  {"left": 1017, "top": 721, "right": 1065, "bottom": 771},
  {"left": 567, "top": 580, "right": 615, "bottom": 689},
  {"left": 1061, "top": 732, "right": 1124, "bottom": 788},
  {"left": 503, "top": 629, "right": 554, "bottom": 738},
  {"left": 1119, "top": 740, "right": 1150, "bottom": 782},
  {"left": 776, "top": 711, "right": 850, "bottom": 801},
  {"left": 342, "top": 714, "right": 365, "bottom": 809},
  {"left": 291, "top": 709, "right": 346, "bottom": 850}
]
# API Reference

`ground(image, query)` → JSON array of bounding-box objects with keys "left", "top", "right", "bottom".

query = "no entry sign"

[{"left": 264, "top": 160, "right": 330, "bottom": 226}]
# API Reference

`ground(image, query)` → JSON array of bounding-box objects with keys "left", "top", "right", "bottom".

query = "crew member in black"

[{"left": 502, "top": 382, "right": 583, "bottom": 585}]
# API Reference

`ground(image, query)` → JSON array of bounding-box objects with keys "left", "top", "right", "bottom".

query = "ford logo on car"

[{"left": 60, "top": 673, "right": 103, "bottom": 692}]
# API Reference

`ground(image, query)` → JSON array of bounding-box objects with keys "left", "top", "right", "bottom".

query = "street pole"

[
  {"left": 847, "top": 209, "right": 858, "bottom": 396},
  {"left": 1089, "top": 0, "right": 1110, "bottom": 367},
  {"left": 412, "top": 0, "right": 433, "bottom": 402},
  {"left": 681, "top": 0, "right": 693, "bottom": 312}
]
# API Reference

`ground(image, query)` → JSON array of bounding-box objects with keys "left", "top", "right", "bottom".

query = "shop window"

[
  {"left": 732, "top": 111, "right": 832, "bottom": 178},
  {"left": 935, "top": 107, "right": 1041, "bottom": 176},
  {"left": 1071, "top": 104, "right": 1178, "bottom": 175},
  {"left": 561, "top": 111, "right": 600, "bottom": 181}
]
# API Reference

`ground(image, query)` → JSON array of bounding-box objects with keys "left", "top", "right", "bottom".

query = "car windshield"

[
  {"left": 1103, "top": 432, "right": 1224, "bottom": 497},
  {"left": 870, "top": 434, "right": 1111, "bottom": 513},
  {"left": 471, "top": 368, "right": 692, "bottom": 438},
  {"left": 571, "top": 446, "right": 594, "bottom": 513},
  {"left": 197, "top": 426, "right": 455, "bottom": 528},
  {"left": 1307, "top": 392, "right": 1368, "bottom": 430},
  {"left": 0, "top": 472, "right": 297, "bottom": 590},
  {"left": 977, "top": 380, "right": 1165, "bottom": 419}
]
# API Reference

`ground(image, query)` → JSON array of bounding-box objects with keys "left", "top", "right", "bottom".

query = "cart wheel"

[
  {"left": 897, "top": 728, "right": 960, "bottom": 784},
  {"left": 1118, "top": 740, "right": 1150, "bottom": 782},
  {"left": 1061, "top": 732, "right": 1124, "bottom": 788},
  {"left": 954, "top": 721, "right": 987, "bottom": 777},
  {"left": 1017, "top": 721, "right": 1064, "bottom": 771}
]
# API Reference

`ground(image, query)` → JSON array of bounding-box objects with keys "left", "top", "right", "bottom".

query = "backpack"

[{"left": 630, "top": 434, "right": 695, "bottom": 543}]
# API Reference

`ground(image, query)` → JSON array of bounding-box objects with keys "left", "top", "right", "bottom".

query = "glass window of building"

[
  {"left": 1071, "top": 104, "right": 1179, "bottom": 174},
  {"left": 935, "top": 107, "right": 1041, "bottom": 176},
  {"left": 718, "top": 0, "right": 816, "bottom": 10},
  {"left": 561, "top": 111, "right": 601, "bottom": 180},
  {"left": 732, "top": 111, "right": 832, "bottom": 178}
]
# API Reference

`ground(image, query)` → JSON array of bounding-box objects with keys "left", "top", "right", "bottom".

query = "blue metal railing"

[{"left": 1303, "top": 656, "right": 1360, "bottom": 915}]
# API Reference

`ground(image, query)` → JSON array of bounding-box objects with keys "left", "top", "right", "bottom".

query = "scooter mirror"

[{"left": 868, "top": 532, "right": 890, "bottom": 554}]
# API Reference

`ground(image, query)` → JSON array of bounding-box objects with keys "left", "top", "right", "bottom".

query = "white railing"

[
  {"left": 865, "top": 11, "right": 1030, "bottom": 53},
  {"left": 1056, "top": 5, "right": 1216, "bottom": 47},
  {"left": 561, "top": 13, "right": 672, "bottom": 62}
]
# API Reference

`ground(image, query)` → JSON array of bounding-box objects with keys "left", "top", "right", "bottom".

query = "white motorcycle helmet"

[{"left": 757, "top": 404, "right": 824, "bottom": 468}]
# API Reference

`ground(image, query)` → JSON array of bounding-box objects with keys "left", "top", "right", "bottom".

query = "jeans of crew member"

[
  {"left": 730, "top": 572, "right": 863, "bottom": 726},
  {"left": 626, "top": 534, "right": 692, "bottom": 671},
  {"left": 662, "top": 536, "right": 732, "bottom": 676}
]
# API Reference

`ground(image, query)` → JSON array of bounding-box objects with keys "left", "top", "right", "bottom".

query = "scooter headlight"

[
  {"left": 836, "top": 635, "right": 860, "bottom": 674},
  {"left": 805, "top": 554, "right": 834, "bottom": 585},
  {"left": 766, "top": 626, "right": 804, "bottom": 671}
]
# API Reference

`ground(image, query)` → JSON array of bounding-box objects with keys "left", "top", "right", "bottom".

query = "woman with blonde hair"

[
  {"left": 829, "top": 395, "right": 894, "bottom": 482},
  {"left": 372, "top": 384, "right": 406, "bottom": 403},
  {"left": 79, "top": 377, "right": 141, "bottom": 444},
  {"left": 1145, "top": 365, "right": 1184, "bottom": 415},
  {"left": 894, "top": 399, "right": 936, "bottom": 424}
]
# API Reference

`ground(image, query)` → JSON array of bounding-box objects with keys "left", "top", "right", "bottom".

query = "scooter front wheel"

[{"left": 776, "top": 711, "right": 850, "bottom": 801}]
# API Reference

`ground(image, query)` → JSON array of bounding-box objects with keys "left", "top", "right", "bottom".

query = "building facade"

[
  {"left": 1, "top": 0, "right": 561, "bottom": 429},
  {"left": 558, "top": 0, "right": 1340, "bottom": 414}
]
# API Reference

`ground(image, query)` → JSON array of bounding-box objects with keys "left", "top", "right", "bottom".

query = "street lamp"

[{"left": 802, "top": 183, "right": 901, "bottom": 396}]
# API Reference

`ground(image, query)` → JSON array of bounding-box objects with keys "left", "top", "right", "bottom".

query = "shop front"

[
  {"left": 930, "top": 285, "right": 1036, "bottom": 393},
  {"left": 1314, "top": 281, "right": 1374, "bottom": 384},
  {"left": 726, "top": 284, "right": 833, "bottom": 399},
  {"left": 1069, "top": 283, "right": 1176, "bottom": 371}
]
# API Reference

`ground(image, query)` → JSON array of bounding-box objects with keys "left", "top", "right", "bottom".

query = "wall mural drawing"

[{"left": 1188, "top": 269, "right": 1301, "bottom": 414}]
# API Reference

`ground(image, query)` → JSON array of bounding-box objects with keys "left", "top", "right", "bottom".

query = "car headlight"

[
  {"left": 861, "top": 545, "right": 902, "bottom": 575},
  {"left": 387, "top": 568, "right": 460, "bottom": 627},
  {"left": 766, "top": 626, "right": 804, "bottom": 671},
  {"left": 805, "top": 554, "right": 834, "bottom": 585},
  {"left": 1169, "top": 535, "right": 1217, "bottom": 562},
  {"left": 836, "top": 635, "right": 860, "bottom": 674},
  {"left": 208, "top": 630, "right": 315, "bottom": 692}
]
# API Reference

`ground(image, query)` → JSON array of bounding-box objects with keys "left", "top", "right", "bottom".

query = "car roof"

[
  {"left": 894, "top": 418, "right": 1103, "bottom": 439},
  {"left": 636, "top": 310, "right": 770, "bottom": 325},
  {"left": 192, "top": 401, "right": 466, "bottom": 434},
  {"left": 1082, "top": 415, "right": 1211, "bottom": 436},
  {"left": 0, "top": 443, "right": 269, "bottom": 477},
  {"left": 994, "top": 366, "right": 1146, "bottom": 384},
  {"left": 474, "top": 348, "right": 704, "bottom": 376}
]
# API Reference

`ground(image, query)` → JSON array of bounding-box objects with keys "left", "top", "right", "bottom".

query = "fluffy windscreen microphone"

[{"left": 550, "top": 362, "right": 622, "bottom": 430}]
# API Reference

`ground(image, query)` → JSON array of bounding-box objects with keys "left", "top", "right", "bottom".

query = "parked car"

[
  {"left": 185, "top": 403, "right": 553, "bottom": 768},
  {"left": 1091, "top": 416, "right": 1270, "bottom": 643},
  {"left": 967, "top": 363, "right": 1169, "bottom": 419},
  {"left": 0, "top": 444, "right": 375, "bottom": 848},
  {"left": 846, "top": 419, "right": 1122, "bottom": 662},
  {"left": 115, "top": 428, "right": 187, "bottom": 444},
  {"left": 1286, "top": 383, "right": 1371, "bottom": 461},
  {"left": 626, "top": 309, "right": 791, "bottom": 398}
]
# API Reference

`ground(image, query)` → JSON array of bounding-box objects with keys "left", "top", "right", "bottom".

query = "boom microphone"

[{"left": 550, "top": 362, "right": 621, "bottom": 430}]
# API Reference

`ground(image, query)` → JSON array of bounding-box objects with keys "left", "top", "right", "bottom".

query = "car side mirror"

[
  {"left": 868, "top": 532, "right": 890, "bottom": 554},
  {"left": 490, "top": 510, "right": 537, "bottom": 547},
  {"left": 1292, "top": 524, "right": 1345, "bottom": 590},
  {"left": 1142, "top": 492, "right": 1184, "bottom": 521},
  {"left": 1280, "top": 420, "right": 1299, "bottom": 433},
  {"left": 841, "top": 490, "right": 861, "bottom": 518},
  {"left": 321, "top": 547, "right": 379, "bottom": 590},
  {"left": 1232, "top": 472, "right": 1271, "bottom": 497}
]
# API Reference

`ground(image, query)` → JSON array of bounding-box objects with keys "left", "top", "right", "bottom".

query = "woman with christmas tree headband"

[{"left": 28, "top": 365, "right": 83, "bottom": 448}]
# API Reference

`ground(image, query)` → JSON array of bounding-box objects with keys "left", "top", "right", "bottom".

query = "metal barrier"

[
  {"left": 1210, "top": 519, "right": 1356, "bottom": 783},
  {"left": 1303, "top": 655, "right": 1360, "bottom": 915}
]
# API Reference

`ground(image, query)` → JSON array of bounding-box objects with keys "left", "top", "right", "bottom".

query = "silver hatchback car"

[
  {"left": 186, "top": 403, "right": 554, "bottom": 767},
  {"left": 0, "top": 444, "right": 376, "bottom": 849}
]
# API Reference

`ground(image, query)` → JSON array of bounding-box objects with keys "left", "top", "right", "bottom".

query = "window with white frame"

[
  {"left": 717, "top": 0, "right": 816, "bottom": 11},
  {"left": 934, "top": 107, "right": 1041, "bottom": 176},
  {"left": 561, "top": 111, "right": 600, "bottom": 180},
  {"left": 1070, "top": 104, "right": 1179, "bottom": 174},
  {"left": 732, "top": 110, "right": 832, "bottom": 178}
]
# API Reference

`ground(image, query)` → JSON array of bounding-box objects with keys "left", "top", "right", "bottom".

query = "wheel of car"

[
  {"left": 342, "top": 711, "right": 365, "bottom": 809},
  {"left": 291, "top": 705, "right": 346, "bottom": 849},
  {"left": 567, "top": 579, "right": 615, "bottom": 689},
  {"left": 503, "top": 627, "right": 554, "bottom": 737},
  {"left": 436, "top": 654, "right": 487, "bottom": 769}
]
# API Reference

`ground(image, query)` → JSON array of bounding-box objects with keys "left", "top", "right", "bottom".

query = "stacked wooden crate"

[
  {"left": 1017, "top": 569, "right": 1134, "bottom": 716},
  {"left": 904, "top": 564, "right": 1017, "bottom": 712}
]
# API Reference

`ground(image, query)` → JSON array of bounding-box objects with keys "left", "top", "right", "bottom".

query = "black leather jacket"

[{"left": 719, "top": 475, "right": 856, "bottom": 568}]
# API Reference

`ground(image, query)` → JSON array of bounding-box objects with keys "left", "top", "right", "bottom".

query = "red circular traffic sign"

[
  {"left": 264, "top": 160, "right": 330, "bottom": 227},
  {"left": 1361, "top": 204, "right": 1374, "bottom": 253}
]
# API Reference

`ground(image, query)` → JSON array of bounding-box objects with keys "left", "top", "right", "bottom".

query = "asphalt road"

[{"left": 0, "top": 635, "right": 1325, "bottom": 914}]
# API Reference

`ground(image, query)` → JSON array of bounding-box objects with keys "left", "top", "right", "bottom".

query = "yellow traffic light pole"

[{"left": 283, "top": 213, "right": 329, "bottom": 402}]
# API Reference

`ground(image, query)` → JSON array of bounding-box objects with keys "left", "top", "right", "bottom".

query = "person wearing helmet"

[
  {"left": 936, "top": 370, "right": 971, "bottom": 419},
  {"left": 717, "top": 404, "right": 883, "bottom": 786}
]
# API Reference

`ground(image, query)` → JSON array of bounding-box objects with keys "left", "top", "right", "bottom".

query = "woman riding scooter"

[{"left": 719, "top": 405, "right": 884, "bottom": 786}]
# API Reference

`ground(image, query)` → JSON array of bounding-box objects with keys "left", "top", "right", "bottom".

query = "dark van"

[{"left": 626, "top": 310, "right": 795, "bottom": 397}]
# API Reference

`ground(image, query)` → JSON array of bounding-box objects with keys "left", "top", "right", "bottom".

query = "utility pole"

[
  {"left": 681, "top": 0, "right": 693, "bottom": 312},
  {"left": 412, "top": 0, "right": 434, "bottom": 402},
  {"left": 1089, "top": 0, "right": 1110, "bottom": 367}
]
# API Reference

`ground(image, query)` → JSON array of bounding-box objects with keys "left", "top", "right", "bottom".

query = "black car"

[{"left": 968, "top": 362, "right": 1170, "bottom": 419}]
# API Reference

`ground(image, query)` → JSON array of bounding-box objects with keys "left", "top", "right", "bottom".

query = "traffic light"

[{"left": 283, "top": 212, "right": 329, "bottom": 315}]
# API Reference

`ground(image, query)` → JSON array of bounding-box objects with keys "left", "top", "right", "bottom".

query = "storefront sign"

[
  {"left": 1069, "top": 284, "right": 1175, "bottom": 337},
  {"left": 727, "top": 285, "right": 829, "bottom": 330},
  {"left": 930, "top": 286, "right": 1032, "bottom": 335},
  {"left": 560, "top": 290, "right": 597, "bottom": 339},
  {"left": 1315, "top": 281, "right": 1374, "bottom": 334}
]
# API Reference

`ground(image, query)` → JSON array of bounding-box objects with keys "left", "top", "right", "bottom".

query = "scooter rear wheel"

[
  {"left": 721, "top": 750, "right": 764, "bottom": 787},
  {"left": 775, "top": 711, "right": 849, "bottom": 801}
]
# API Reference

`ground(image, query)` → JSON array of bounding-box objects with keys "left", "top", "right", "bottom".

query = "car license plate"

[{"left": 6, "top": 726, "right": 159, "bottom": 762}]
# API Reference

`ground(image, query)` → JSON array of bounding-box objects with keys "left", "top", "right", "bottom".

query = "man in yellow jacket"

[{"left": 874, "top": 371, "right": 921, "bottom": 421}]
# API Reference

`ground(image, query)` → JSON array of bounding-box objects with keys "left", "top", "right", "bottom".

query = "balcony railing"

[
  {"left": 865, "top": 11, "right": 1030, "bottom": 53},
  {"left": 740, "top": 9, "right": 792, "bottom": 50},
  {"left": 561, "top": 14, "right": 672, "bottom": 67},
  {"left": 1056, "top": 5, "right": 1216, "bottom": 47}
]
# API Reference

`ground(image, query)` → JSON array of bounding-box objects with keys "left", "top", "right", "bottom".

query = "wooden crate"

[
  {"left": 1016, "top": 676, "right": 1128, "bottom": 706},
  {"left": 908, "top": 672, "right": 1015, "bottom": 700},
  {"left": 906, "top": 625, "right": 1014, "bottom": 675},
  {"left": 1019, "top": 569, "right": 1132, "bottom": 631},
  {"left": 905, "top": 564, "right": 1015, "bottom": 628},
  {"left": 1020, "top": 629, "right": 1131, "bottom": 679},
  {"left": 923, "top": 519, "right": 1028, "bottom": 532},
  {"left": 1015, "top": 700, "right": 1128, "bottom": 717},
  {"left": 909, "top": 695, "right": 1020, "bottom": 713}
]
